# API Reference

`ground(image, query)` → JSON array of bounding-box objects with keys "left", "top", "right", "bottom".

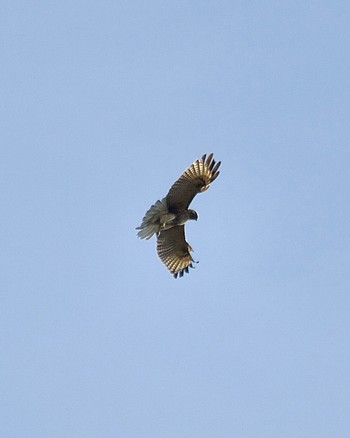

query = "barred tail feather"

[
  {"left": 136, "top": 224, "right": 158, "bottom": 240},
  {"left": 136, "top": 198, "right": 168, "bottom": 240}
]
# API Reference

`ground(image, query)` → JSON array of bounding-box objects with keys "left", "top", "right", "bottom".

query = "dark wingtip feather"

[
  {"left": 201, "top": 153, "right": 221, "bottom": 176},
  {"left": 211, "top": 170, "right": 220, "bottom": 183},
  {"left": 212, "top": 160, "right": 221, "bottom": 174},
  {"left": 172, "top": 262, "right": 196, "bottom": 279},
  {"left": 204, "top": 153, "right": 213, "bottom": 169}
]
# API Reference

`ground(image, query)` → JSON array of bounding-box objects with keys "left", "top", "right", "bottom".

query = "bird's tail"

[{"left": 136, "top": 198, "right": 168, "bottom": 240}]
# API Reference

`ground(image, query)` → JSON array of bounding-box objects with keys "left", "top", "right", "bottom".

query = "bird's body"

[
  {"left": 136, "top": 153, "right": 221, "bottom": 278},
  {"left": 136, "top": 198, "right": 197, "bottom": 240}
]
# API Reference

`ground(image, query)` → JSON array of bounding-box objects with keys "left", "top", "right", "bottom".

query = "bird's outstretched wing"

[
  {"left": 156, "top": 226, "right": 195, "bottom": 278},
  {"left": 165, "top": 153, "right": 221, "bottom": 211}
]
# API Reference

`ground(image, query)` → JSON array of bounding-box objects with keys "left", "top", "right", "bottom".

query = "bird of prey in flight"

[{"left": 136, "top": 153, "right": 221, "bottom": 278}]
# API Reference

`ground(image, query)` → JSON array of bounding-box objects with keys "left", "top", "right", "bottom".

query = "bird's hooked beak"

[{"left": 192, "top": 210, "right": 198, "bottom": 221}]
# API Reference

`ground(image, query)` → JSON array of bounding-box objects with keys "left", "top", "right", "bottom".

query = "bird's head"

[{"left": 188, "top": 210, "right": 198, "bottom": 221}]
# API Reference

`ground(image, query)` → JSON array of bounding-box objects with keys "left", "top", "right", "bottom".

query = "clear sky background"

[{"left": 1, "top": 1, "right": 350, "bottom": 437}]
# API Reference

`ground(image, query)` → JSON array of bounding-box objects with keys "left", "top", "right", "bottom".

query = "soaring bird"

[{"left": 136, "top": 153, "right": 221, "bottom": 278}]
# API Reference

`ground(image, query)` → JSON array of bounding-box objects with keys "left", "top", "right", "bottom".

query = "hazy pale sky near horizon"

[{"left": 1, "top": 1, "right": 350, "bottom": 437}]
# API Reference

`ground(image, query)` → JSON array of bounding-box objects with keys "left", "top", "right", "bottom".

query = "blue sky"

[{"left": 1, "top": 1, "right": 350, "bottom": 437}]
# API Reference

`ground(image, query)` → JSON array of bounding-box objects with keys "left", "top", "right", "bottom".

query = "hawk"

[{"left": 136, "top": 153, "right": 221, "bottom": 278}]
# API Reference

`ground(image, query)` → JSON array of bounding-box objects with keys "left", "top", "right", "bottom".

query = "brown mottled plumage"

[
  {"left": 156, "top": 226, "right": 195, "bottom": 279},
  {"left": 136, "top": 153, "right": 221, "bottom": 278}
]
